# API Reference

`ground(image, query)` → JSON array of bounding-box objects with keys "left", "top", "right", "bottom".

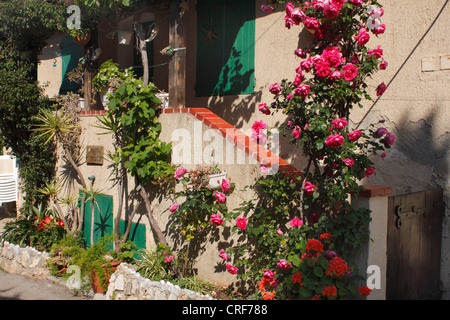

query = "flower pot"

[
  {"left": 91, "top": 261, "right": 121, "bottom": 294},
  {"left": 73, "top": 33, "right": 91, "bottom": 46},
  {"left": 208, "top": 171, "right": 227, "bottom": 189},
  {"left": 100, "top": 87, "right": 114, "bottom": 110}
]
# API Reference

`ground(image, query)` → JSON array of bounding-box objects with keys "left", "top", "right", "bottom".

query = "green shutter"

[
  {"left": 119, "top": 220, "right": 146, "bottom": 258},
  {"left": 79, "top": 193, "right": 114, "bottom": 247},
  {"left": 59, "top": 35, "right": 83, "bottom": 94},
  {"left": 196, "top": 0, "right": 255, "bottom": 96}
]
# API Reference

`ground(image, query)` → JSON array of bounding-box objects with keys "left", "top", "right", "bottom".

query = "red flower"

[
  {"left": 359, "top": 286, "right": 372, "bottom": 297},
  {"left": 57, "top": 219, "right": 64, "bottom": 228},
  {"left": 322, "top": 285, "right": 337, "bottom": 298},
  {"left": 306, "top": 239, "right": 323, "bottom": 253},
  {"left": 291, "top": 272, "right": 303, "bottom": 285},
  {"left": 320, "top": 232, "right": 332, "bottom": 240},
  {"left": 326, "top": 257, "right": 349, "bottom": 277}
]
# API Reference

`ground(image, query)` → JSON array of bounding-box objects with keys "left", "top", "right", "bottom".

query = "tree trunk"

[{"left": 139, "top": 186, "right": 168, "bottom": 246}]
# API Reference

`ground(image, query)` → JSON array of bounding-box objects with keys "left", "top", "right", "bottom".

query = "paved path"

[{"left": 0, "top": 269, "right": 87, "bottom": 300}]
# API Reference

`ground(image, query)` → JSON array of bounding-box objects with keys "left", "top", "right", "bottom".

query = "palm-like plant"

[{"left": 37, "top": 178, "right": 71, "bottom": 233}]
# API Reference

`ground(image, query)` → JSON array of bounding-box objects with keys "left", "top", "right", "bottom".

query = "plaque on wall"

[{"left": 86, "top": 146, "right": 104, "bottom": 165}]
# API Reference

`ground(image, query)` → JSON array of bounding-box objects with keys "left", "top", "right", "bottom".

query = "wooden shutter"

[{"left": 195, "top": 0, "right": 255, "bottom": 96}]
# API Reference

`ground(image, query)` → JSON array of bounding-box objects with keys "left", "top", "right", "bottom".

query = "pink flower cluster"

[{"left": 251, "top": 120, "right": 267, "bottom": 144}]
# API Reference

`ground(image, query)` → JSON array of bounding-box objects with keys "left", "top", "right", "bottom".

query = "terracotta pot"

[
  {"left": 73, "top": 33, "right": 91, "bottom": 46},
  {"left": 91, "top": 261, "right": 121, "bottom": 294}
]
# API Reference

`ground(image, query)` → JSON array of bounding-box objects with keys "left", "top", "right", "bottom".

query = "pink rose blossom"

[
  {"left": 365, "top": 167, "right": 375, "bottom": 178},
  {"left": 214, "top": 191, "right": 226, "bottom": 204},
  {"left": 304, "top": 17, "right": 320, "bottom": 31},
  {"left": 330, "top": 70, "right": 342, "bottom": 80},
  {"left": 226, "top": 263, "right": 239, "bottom": 274},
  {"left": 300, "top": 57, "right": 312, "bottom": 72},
  {"left": 381, "top": 152, "right": 387, "bottom": 158},
  {"left": 322, "top": 46, "right": 343, "bottom": 67},
  {"left": 210, "top": 213, "right": 224, "bottom": 226},
  {"left": 293, "top": 72, "right": 305, "bottom": 86},
  {"left": 351, "top": 0, "right": 364, "bottom": 6},
  {"left": 324, "top": 4, "right": 339, "bottom": 19},
  {"left": 289, "top": 217, "right": 304, "bottom": 227},
  {"left": 368, "top": 45, "right": 383, "bottom": 58},
  {"left": 169, "top": 203, "right": 179, "bottom": 214},
  {"left": 295, "top": 84, "right": 310, "bottom": 98},
  {"left": 372, "top": 23, "right": 386, "bottom": 35},
  {"left": 331, "top": 0, "right": 346, "bottom": 9},
  {"left": 370, "top": 7, "right": 384, "bottom": 19},
  {"left": 314, "top": 58, "right": 331, "bottom": 78},
  {"left": 332, "top": 118, "right": 348, "bottom": 130},
  {"left": 348, "top": 129, "right": 362, "bottom": 142},
  {"left": 252, "top": 120, "right": 266, "bottom": 132},
  {"left": 376, "top": 82, "right": 386, "bottom": 96},
  {"left": 356, "top": 28, "right": 370, "bottom": 46},
  {"left": 292, "top": 126, "right": 301, "bottom": 139},
  {"left": 174, "top": 167, "right": 188, "bottom": 179},
  {"left": 376, "top": 127, "right": 389, "bottom": 137},
  {"left": 305, "top": 181, "right": 318, "bottom": 195},
  {"left": 343, "top": 158, "right": 355, "bottom": 167},
  {"left": 269, "top": 83, "right": 282, "bottom": 94},
  {"left": 383, "top": 133, "right": 395, "bottom": 146},
  {"left": 295, "top": 48, "right": 307, "bottom": 59},
  {"left": 341, "top": 63, "right": 359, "bottom": 81},
  {"left": 379, "top": 60, "right": 388, "bottom": 70},
  {"left": 277, "top": 228, "right": 284, "bottom": 235},
  {"left": 263, "top": 269, "right": 275, "bottom": 282},
  {"left": 325, "top": 133, "right": 344, "bottom": 148},
  {"left": 258, "top": 103, "right": 270, "bottom": 115},
  {"left": 261, "top": 5, "right": 273, "bottom": 13},
  {"left": 219, "top": 249, "right": 229, "bottom": 261},
  {"left": 291, "top": 9, "right": 306, "bottom": 24},
  {"left": 277, "top": 259, "right": 293, "bottom": 270},
  {"left": 236, "top": 217, "right": 248, "bottom": 230},
  {"left": 221, "top": 179, "right": 231, "bottom": 192},
  {"left": 260, "top": 164, "right": 268, "bottom": 174}
]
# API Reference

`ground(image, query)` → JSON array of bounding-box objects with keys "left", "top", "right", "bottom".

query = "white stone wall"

[{"left": 106, "top": 263, "right": 215, "bottom": 301}]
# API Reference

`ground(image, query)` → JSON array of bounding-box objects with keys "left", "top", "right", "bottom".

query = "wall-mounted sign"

[{"left": 86, "top": 146, "right": 104, "bottom": 165}]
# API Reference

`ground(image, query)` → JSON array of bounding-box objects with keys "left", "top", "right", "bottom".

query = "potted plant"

[
  {"left": 92, "top": 60, "right": 131, "bottom": 108},
  {"left": 90, "top": 254, "right": 121, "bottom": 293}
]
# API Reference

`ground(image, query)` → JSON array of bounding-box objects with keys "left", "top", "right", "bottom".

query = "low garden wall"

[
  {"left": 0, "top": 240, "right": 50, "bottom": 279},
  {"left": 106, "top": 263, "right": 214, "bottom": 300},
  {"left": 0, "top": 240, "right": 214, "bottom": 300}
]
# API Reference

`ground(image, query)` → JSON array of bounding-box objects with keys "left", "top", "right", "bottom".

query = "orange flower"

[
  {"left": 57, "top": 219, "right": 64, "bottom": 228},
  {"left": 320, "top": 232, "right": 332, "bottom": 239},
  {"left": 263, "top": 291, "right": 275, "bottom": 300},
  {"left": 43, "top": 216, "right": 52, "bottom": 224}
]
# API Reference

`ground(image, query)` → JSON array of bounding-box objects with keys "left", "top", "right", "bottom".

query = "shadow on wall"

[{"left": 367, "top": 106, "right": 449, "bottom": 196}]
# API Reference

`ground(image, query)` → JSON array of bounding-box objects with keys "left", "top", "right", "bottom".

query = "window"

[{"left": 195, "top": 0, "right": 255, "bottom": 96}]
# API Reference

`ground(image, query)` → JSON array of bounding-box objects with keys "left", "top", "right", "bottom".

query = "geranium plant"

[{"left": 214, "top": 0, "right": 393, "bottom": 300}]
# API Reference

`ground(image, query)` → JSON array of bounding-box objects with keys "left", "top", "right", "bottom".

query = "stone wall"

[
  {"left": 106, "top": 263, "right": 214, "bottom": 300},
  {"left": 0, "top": 241, "right": 50, "bottom": 279},
  {"left": 0, "top": 240, "right": 214, "bottom": 300}
]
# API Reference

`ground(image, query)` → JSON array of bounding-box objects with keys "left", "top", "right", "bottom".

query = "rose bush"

[{"left": 215, "top": 0, "right": 393, "bottom": 300}]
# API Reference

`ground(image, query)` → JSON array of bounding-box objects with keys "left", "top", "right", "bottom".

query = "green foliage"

[
  {"left": 0, "top": 40, "right": 57, "bottom": 208},
  {"left": 136, "top": 244, "right": 177, "bottom": 281},
  {"left": 97, "top": 63, "right": 174, "bottom": 185},
  {"left": 1, "top": 204, "right": 66, "bottom": 251},
  {"left": 92, "top": 60, "right": 129, "bottom": 90}
]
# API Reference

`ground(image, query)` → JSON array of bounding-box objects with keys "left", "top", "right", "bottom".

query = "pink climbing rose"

[
  {"left": 226, "top": 264, "right": 239, "bottom": 274},
  {"left": 236, "top": 217, "right": 248, "bottom": 230},
  {"left": 325, "top": 133, "right": 344, "bottom": 148},
  {"left": 289, "top": 217, "right": 304, "bottom": 227},
  {"left": 210, "top": 213, "right": 224, "bottom": 226},
  {"left": 218, "top": 249, "right": 229, "bottom": 261},
  {"left": 332, "top": 118, "right": 348, "bottom": 130},
  {"left": 214, "top": 191, "right": 226, "bottom": 204}
]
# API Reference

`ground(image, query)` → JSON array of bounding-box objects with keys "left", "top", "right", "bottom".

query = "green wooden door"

[
  {"left": 119, "top": 220, "right": 146, "bottom": 259},
  {"left": 196, "top": 0, "right": 255, "bottom": 96},
  {"left": 80, "top": 194, "right": 114, "bottom": 247}
]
